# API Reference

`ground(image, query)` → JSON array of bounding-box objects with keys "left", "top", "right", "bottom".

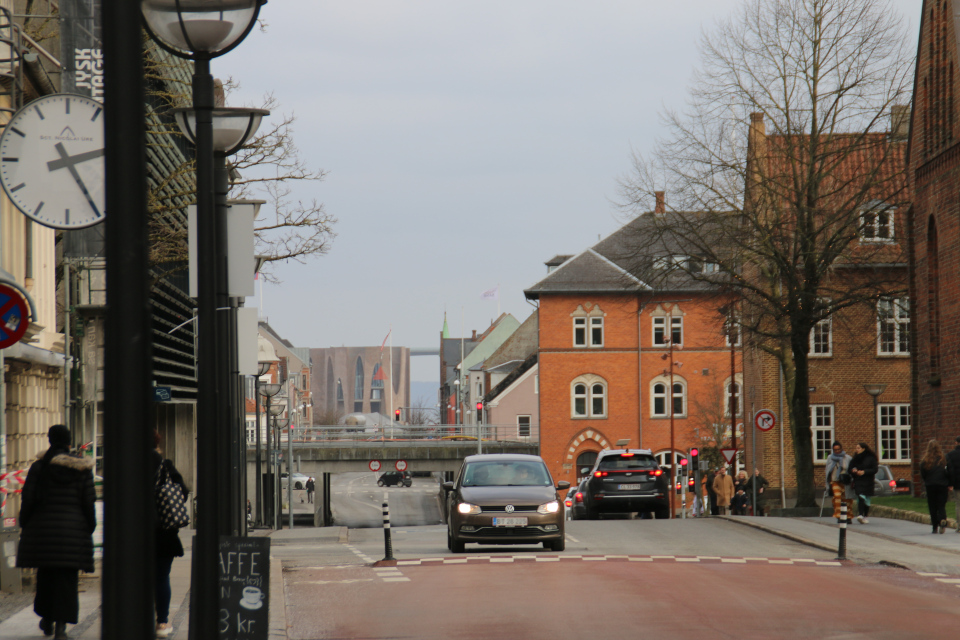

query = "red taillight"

[
  {"left": 889, "top": 480, "right": 896, "bottom": 487},
  {"left": 652, "top": 470, "right": 663, "bottom": 476},
  {"left": 620, "top": 453, "right": 635, "bottom": 458},
  {"left": 565, "top": 499, "right": 573, "bottom": 507},
  {"left": 594, "top": 471, "right": 608, "bottom": 477},
  {"left": 575, "top": 492, "right": 583, "bottom": 503}
]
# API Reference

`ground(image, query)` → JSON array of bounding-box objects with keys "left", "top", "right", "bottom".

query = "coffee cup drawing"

[{"left": 239, "top": 586, "right": 264, "bottom": 610}]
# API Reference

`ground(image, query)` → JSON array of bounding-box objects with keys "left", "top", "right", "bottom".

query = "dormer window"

[{"left": 859, "top": 202, "right": 895, "bottom": 242}]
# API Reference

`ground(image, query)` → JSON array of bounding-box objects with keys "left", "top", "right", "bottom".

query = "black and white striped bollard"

[
  {"left": 382, "top": 499, "right": 395, "bottom": 561},
  {"left": 836, "top": 501, "right": 847, "bottom": 560}
]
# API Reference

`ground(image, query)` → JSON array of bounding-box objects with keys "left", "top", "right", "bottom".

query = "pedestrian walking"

[
  {"left": 705, "top": 468, "right": 719, "bottom": 516},
  {"left": 731, "top": 487, "right": 749, "bottom": 515},
  {"left": 947, "top": 435, "right": 960, "bottom": 533},
  {"left": 152, "top": 431, "right": 188, "bottom": 638},
  {"left": 306, "top": 477, "right": 315, "bottom": 504},
  {"left": 920, "top": 439, "right": 950, "bottom": 535},
  {"left": 712, "top": 466, "right": 735, "bottom": 515},
  {"left": 16, "top": 425, "right": 96, "bottom": 640},
  {"left": 849, "top": 442, "right": 878, "bottom": 524},
  {"left": 824, "top": 441, "right": 854, "bottom": 522},
  {"left": 745, "top": 468, "right": 770, "bottom": 516}
]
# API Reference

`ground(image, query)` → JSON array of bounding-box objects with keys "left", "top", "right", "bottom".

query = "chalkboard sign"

[{"left": 219, "top": 536, "right": 270, "bottom": 640}]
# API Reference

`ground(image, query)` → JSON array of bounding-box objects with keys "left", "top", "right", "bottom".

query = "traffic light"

[
  {"left": 394, "top": 409, "right": 401, "bottom": 422},
  {"left": 679, "top": 457, "right": 688, "bottom": 471},
  {"left": 476, "top": 401, "right": 483, "bottom": 424},
  {"left": 689, "top": 447, "right": 699, "bottom": 469},
  {"left": 688, "top": 476, "right": 696, "bottom": 492}
]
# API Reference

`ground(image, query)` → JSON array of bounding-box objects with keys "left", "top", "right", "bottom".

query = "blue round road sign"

[{"left": 0, "top": 284, "right": 28, "bottom": 349}]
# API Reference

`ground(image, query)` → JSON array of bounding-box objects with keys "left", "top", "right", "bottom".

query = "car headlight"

[
  {"left": 538, "top": 500, "right": 560, "bottom": 514},
  {"left": 457, "top": 502, "right": 481, "bottom": 515}
]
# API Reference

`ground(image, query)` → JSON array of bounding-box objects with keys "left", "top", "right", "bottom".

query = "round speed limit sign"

[
  {"left": 395, "top": 460, "right": 408, "bottom": 471},
  {"left": 368, "top": 460, "right": 381, "bottom": 472}
]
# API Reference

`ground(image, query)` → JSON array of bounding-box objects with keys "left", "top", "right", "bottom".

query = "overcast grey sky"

[{"left": 220, "top": 0, "right": 920, "bottom": 383}]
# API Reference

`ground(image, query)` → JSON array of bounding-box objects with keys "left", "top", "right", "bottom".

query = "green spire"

[{"left": 442, "top": 312, "right": 450, "bottom": 339}]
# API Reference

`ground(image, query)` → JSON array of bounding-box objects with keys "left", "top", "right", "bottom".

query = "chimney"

[
  {"left": 654, "top": 191, "right": 665, "bottom": 214},
  {"left": 472, "top": 330, "right": 477, "bottom": 340},
  {"left": 745, "top": 113, "right": 767, "bottom": 214},
  {"left": 891, "top": 104, "right": 910, "bottom": 140}
]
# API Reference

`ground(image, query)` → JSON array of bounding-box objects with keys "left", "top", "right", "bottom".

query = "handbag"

[
  {"left": 838, "top": 472, "right": 853, "bottom": 485},
  {"left": 155, "top": 462, "right": 190, "bottom": 530}
]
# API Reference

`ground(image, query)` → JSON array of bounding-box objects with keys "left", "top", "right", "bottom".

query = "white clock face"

[{"left": 0, "top": 94, "right": 105, "bottom": 229}]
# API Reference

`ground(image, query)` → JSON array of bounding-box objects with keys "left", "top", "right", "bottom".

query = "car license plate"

[
  {"left": 493, "top": 517, "right": 527, "bottom": 527},
  {"left": 894, "top": 487, "right": 909, "bottom": 493},
  {"left": 619, "top": 484, "right": 643, "bottom": 490}
]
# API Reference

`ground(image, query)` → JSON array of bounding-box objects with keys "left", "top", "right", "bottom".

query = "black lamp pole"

[{"left": 102, "top": 2, "right": 154, "bottom": 639}]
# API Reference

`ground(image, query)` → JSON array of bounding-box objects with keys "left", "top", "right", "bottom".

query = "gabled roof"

[
  {"left": 483, "top": 353, "right": 538, "bottom": 405},
  {"left": 524, "top": 248, "right": 649, "bottom": 299},
  {"left": 484, "top": 310, "right": 538, "bottom": 370}
]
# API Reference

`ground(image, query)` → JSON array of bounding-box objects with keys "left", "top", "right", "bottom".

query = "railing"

[{"left": 247, "top": 424, "right": 539, "bottom": 446}]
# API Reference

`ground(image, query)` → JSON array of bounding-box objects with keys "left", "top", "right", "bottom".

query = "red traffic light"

[
  {"left": 690, "top": 447, "right": 699, "bottom": 457},
  {"left": 394, "top": 409, "right": 401, "bottom": 419},
  {"left": 476, "top": 401, "right": 483, "bottom": 411},
  {"left": 679, "top": 457, "right": 688, "bottom": 467}
]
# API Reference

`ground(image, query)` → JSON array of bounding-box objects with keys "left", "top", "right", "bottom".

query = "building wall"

[
  {"left": 537, "top": 293, "right": 741, "bottom": 486},
  {"left": 486, "top": 365, "right": 538, "bottom": 439},
  {"left": 310, "top": 346, "right": 410, "bottom": 422}
]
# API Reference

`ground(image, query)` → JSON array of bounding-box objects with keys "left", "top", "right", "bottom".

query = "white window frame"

[
  {"left": 573, "top": 317, "right": 587, "bottom": 347},
  {"left": 571, "top": 375, "right": 608, "bottom": 419},
  {"left": 859, "top": 204, "right": 896, "bottom": 242},
  {"left": 724, "top": 320, "right": 741, "bottom": 347},
  {"left": 877, "top": 297, "right": 910, "bottom": 355},
  {"left": 590, "top": 316, "right": 604, "bottom": 348},
  {"left": 810, "top": 404, "right": 835, "bottom": 462},
  {"left": 878, "top": 404, "right": 911, "bottom": 462},
  {"left": 725, "top": 380, "right": 742, "bottom": 417},
  {"left": 654, "top": 450, "right": 685, "bottom": 471},
  {"left": 517, "top": 415, "right": 532, "bottom": 438},
  {"left": 653, "top": 315, "right": 683, "bottom": 347},
  {"left": 650, "top": 375, "right": 687, "bottom": 418},
  {"left": 809, "top": 318, "right": 832, "bottom": 357}
]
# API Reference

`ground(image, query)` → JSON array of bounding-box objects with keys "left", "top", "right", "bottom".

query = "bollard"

[
  {"left": 382, "top": 499, "right": 395, "bottom": 561},
  {"left": 836, "top": 501, "right": 847, "bottom": 560}
]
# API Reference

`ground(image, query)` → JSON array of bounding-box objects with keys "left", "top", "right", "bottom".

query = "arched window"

[
  {"left": 725, "top": 375, "right": 743, "bottom": 417},
  {"left": 651, "top": 375, "right": 687, "bottom": 418},
  {"left": 354, "top": 358, "right": 365, "bottom": 413},
  {"left": 576, "top": 450, "right": 599, "bottom": 482},
  {"left": 654, "top": 450, "right": 685, "bottom": 470},
  {"left": 371, "top": 363, "right": 384, "bottom": 400},
  {"left": 570, "top": 374, "right": 607, "bottom": 419}
]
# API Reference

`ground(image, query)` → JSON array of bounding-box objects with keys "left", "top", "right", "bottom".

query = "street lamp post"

[
  {"left": 864, "top": 384, "right": 887, "bottom": 451},
  {"left": 140, "top": 3, "right": 265, "bottom": 638},
  {"left": 260, "top": 382, "right": 282, "bottom": 527},
  {"left": 254, "top": 335, "right": 278, "bottom": 526},
  {"left": 269, "top": 402, "right": 286, "bottom": 528}
]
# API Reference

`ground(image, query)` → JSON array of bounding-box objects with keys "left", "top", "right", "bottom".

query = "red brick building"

[
  {"left": 525, "top": 213, "right": 741, "bottom": 488},
  {"left": 908, "top": 0, "right": 960, "bottom": 456}
]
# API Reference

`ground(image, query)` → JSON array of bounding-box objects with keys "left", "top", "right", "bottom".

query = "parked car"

[
  {"left": 565, "top": 478, "right": 589, "bottom": 520},
  {"left": 444, "top": 453, "right": 570, "bottom": 552},
  {"left": 582, "top": 449, "right": 669, "bottom": 520},
  {"left": 874, "top": 464, "right": 912, "bottom": 497},
  {"left": 280, "top": 472, "right": 309, "bottom": 490},
  {"left": 378, "top": 471, "right": 412, "bottom": 487}
]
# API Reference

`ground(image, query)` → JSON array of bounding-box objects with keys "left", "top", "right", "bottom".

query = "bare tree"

[
  {"left": 617, "top": 0, "right": 912, "bottom": 507},
  {"left": 405, "top": 396, "right": 439, "bottom": 426}
]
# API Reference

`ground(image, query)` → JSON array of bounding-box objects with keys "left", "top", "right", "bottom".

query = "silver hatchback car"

[{"left": 444, "top": 454, "right": 570, "bottom": 552}]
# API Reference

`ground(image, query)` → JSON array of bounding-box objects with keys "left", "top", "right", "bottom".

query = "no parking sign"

[{"left": 0, "top": 284, "right": 29, "bottom": 349}]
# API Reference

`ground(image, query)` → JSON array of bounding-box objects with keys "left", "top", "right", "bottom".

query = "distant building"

[{"left": 310, "top": 346, "right": 410, "bottom": 422}]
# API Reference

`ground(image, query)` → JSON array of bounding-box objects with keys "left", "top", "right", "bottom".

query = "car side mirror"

[
  {"left": 556, "top": 481, "right": 570, "bottom": 491},
  {"left": 442, "top": 481, "right": 454, "bottom": 492}
]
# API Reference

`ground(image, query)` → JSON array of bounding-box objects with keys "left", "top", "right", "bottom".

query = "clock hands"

[
  {"left": 46, "top": 147, "right": 105, "bottom": 172},
  {"left": 49, "top": 142, "right": 103, "bottom": 219}
]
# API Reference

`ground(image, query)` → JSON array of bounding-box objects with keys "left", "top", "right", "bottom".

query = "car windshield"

[
  {"left": 462, "top": 461, "right": 552, "bottom": 487},
  {"left": 597, "top": 455, "right": 658, "bottom": 471}
]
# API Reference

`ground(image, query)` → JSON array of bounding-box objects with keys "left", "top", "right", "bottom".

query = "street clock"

[{"left": 0, "top": 93, "right": 105, "bottom": 229}]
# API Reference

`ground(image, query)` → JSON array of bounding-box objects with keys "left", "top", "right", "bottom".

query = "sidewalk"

[{"left": 722, "top": 513, "right": 960, "bottom": 575}]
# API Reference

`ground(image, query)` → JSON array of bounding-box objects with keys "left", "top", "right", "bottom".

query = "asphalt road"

[
  {"left": 329, "top": 472, "right": 443, "bottom": 528},
  {"left": 278, "top": 520, "right": 960, "bottom": 639}
]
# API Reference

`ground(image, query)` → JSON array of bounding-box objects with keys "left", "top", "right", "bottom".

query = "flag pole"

[
  {"left": 497, "top": 283, "right": 501, "bottom": 317},
  {"left": 388, "top": 325, "right": 394, "bottom": 437}
]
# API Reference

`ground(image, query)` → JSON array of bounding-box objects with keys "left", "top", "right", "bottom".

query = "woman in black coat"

[
  {"left": 919, "top": 439, "right": 951, "bottom": 534},
  {"left": 17, "top": 425, "right": 96, "bottom": 640},
  {"left": 152, "top": 432, "right": 188, "bottom": 638},
  {"left": 849, "top": 442, "right": 878, "bottom": 524}
]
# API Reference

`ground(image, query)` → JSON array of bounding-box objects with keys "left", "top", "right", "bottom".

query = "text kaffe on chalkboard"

[{"left": 219, "top": 536, "right": 270, "bottom": 639}]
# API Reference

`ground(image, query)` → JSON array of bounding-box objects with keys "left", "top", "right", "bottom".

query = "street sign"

[
  {"left": 755, "top": 409, "right": 777, "bottom": 432},
  {"left": 0, "top": 284, "right": 29, "bottom": 349},
  {"left": 395, "top": 460, "right": 407, "bottom": 471},
  {"left": 368, "top": 460, "right": 381, "bottom": 472},
  {"left": 720, "top": 448, "right": 737, "bottom": 464}
]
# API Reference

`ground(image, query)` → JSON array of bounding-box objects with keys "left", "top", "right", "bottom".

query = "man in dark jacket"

[
  {"left": 947, "top": 435, "right": 960, "bottom": 533},
  {"left": 17, "top": 425, "right": 96, "bottom": 640}
]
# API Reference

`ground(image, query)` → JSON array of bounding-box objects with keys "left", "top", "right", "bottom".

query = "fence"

[{"left": 247, "top": 423, "right": 539, "bottom": 446}]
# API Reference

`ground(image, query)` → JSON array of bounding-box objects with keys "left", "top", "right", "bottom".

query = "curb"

[
  {"left": 719, "top": 516, "right": 838, "bottom": 555},
  {"left": 869, "top": 504, "right": 957, "bottom": 530}
]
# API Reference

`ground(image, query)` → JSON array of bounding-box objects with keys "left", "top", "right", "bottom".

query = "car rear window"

[
  {"left": 597, "top": 455, "right": 658, "bottom": 471},
  {"left": 463, "top": 461, "right": 552, "bottom": 487}
]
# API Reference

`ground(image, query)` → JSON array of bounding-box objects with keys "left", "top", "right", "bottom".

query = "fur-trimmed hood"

[{"left": 34, "top": 449, "right": 96, "bottom": 472}]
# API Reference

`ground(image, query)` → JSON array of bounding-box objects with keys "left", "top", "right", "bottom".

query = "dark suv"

[
  {"left": 378, "top": 471, "right": 412, "bottom": 487},
  {"left": 582, "top": 449, "right": 669, "bottom": 519}
]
